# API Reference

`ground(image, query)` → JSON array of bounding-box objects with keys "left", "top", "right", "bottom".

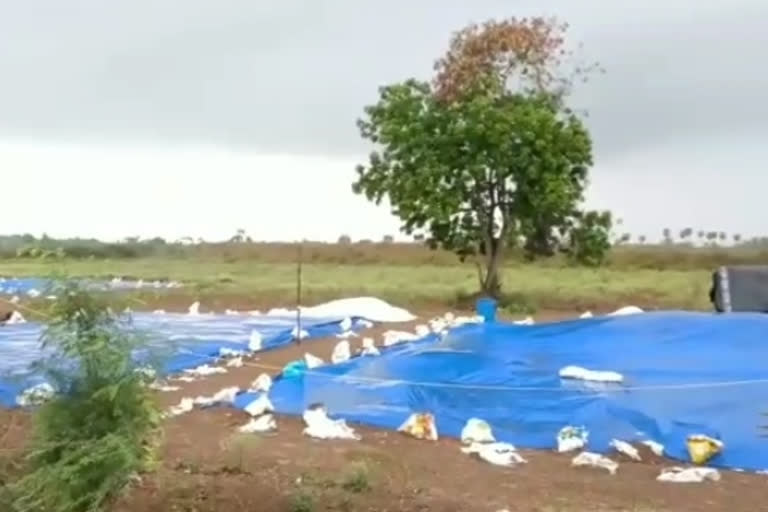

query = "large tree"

[{"left": 353, "top": 18, "right": 609, "bottom": 296}]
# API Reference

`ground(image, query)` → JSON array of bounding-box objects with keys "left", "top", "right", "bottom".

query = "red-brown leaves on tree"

[{"left": 433, "top": 17, "right": 598, "bottom": 102}]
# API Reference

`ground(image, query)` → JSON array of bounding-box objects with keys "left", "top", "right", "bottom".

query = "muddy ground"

[{"left": 2, "top": 315, "right": 766, "bottom": 511}]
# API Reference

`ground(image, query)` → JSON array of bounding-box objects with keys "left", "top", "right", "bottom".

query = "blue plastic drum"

[{"left": 475, "top": 297, "right": 497, "bottom": 323}]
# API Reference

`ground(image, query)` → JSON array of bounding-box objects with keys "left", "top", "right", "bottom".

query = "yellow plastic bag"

[
  {"left": 686, "top": 435, "right": 723, "bottom": 465},
  {"left": 398, "top": 412, "right": 438, "bottom": 441}
]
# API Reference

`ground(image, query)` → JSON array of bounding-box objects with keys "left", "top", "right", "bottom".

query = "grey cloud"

[{"left": 1, "top": 0, "right": 766, "bottom": 158}]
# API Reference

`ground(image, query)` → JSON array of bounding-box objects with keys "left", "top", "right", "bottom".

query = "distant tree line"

[
  {"left": 1, "top": 228, "right": 765, "bottom": 263},
  {"left": 611, "top": 227, "right": 761, "bottom": 247}
]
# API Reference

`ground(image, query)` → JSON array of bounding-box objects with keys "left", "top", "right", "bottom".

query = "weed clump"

[
  {"left": 340, "top": 463, "right": 371, "bottom": 494},
  {"left": 8, "top": 281, "right": 161, "bottom": 512},
  {"left": 290, "top": 489, "right": 315, "bottom": 512}
]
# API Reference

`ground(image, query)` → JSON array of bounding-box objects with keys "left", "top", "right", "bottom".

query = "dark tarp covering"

[{"left": 710, "top": 266, "right": 768, "bottom": 313}]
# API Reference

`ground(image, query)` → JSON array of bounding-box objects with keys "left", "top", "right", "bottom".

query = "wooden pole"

[{"left": 296, "top": 241, "right": 303, "bottom": 345}]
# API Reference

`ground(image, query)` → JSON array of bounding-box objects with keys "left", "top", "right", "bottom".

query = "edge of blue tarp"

[{"left": 0, "top": 315, "right": 358, "bottom": 408}]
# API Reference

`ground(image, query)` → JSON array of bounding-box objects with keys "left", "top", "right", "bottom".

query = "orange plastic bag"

[{"left": 398, "top": 413, "right": 438, "bottom": 441}]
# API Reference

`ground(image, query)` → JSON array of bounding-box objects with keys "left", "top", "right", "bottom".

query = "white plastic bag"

[
  {"left": 226, "top": 357, "right": 244, "bottom": 368},
  {"left": 609, "top": 305, "right": 643, "bottom": 316},
  {"left": 194, "top": 386, "right": 240, "bottom": 407},
  {"left": 239, "top": 414, "right": 277, "bottom": 433},
  {"left": 461, "top": 418, "right": 495, "bottom": 444},
  {"left": 184, "top": 364, "right": 227, "bottom": 377},
  {"left": 557, "top": 426, "right": 589, "bottom": 452},
  {"left": 302, "top": 404, "right": 360, "bottom": 441},
  {"left": 6, "top": 311, "right": 26, "bottom": 324},
  {"left": 559, "top": 365, "right": 624, "bottom": 384},
  {"left": 414, "top": 324, "right": 430, "bottom": 337},
  {"left": 462, "top": 442, "right": 527, "bottom": 466},
  {"left": 610, "top": 439, "right": 641, "bottom": 461},
  {"left": 451, "top": 315, "right": 484, "bottom": 326},
  {"left": 244, "top": 394, "right": 274, "bottom": 417},
  {"left": 220, "top": 347, "right": 245, "bottom": 358},
  {"left": 167, "top": 397, "right": 194, "bottom": 417},
  {"left": 571, "top": 452, "right": 618, "bottom": 475},
  {"left": 248, "top": 330, "right": 263, "bottom": 351},
  {"left": 304, "top": 353, "right": 324, "bottom": 369},
  {"left": 331, "top": 340, "right": 351, "bottom": 364},
  {"left": 513, "top": 316, "right": 534, "bottom": 326},
  {"left": 16, "top": 383, "right": 55, "bottom": 406},
  {"left": 429, "top": 317, "right": 447, "bottom": 333},
  {"left": 187, "top": 301, "right": 201, "bottom": 315},
  {"left": 360, "top": 337, "right": 380, "bottom": 356},
  {"left": 148, "top": 382, "right": 180, "bottom": 392},
  {"left": 382, "top": 330, "right": 419, "bottom": 347},
  {"left": 657, "top": 467, "right": 721, "bottom": 483},
  {"left": 249, "top": 373, "right": 273, "bottom": 393},
  {"left": 641, "top": 440, "right": 665, "bottom": 456}
]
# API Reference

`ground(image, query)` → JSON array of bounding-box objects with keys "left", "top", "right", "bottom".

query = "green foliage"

[
  {"left": 499, "top": 292, "right": 538, "bottom": 315},
  {"left": 340, "top": 463, "right": 371, "bottom": 494},
  {"left": 0, "top": 234, "right": 178, "bottom": 260},
  {"left": 290, "top": 489, "right": 315, "bottom": 512},
  {"left": 564, "top": 210, "right": 613, "bottom": 266},
  {"left": 353, "top": 79, "right": 594, "bottom": 295},
  {"left": 8, "top": 282, "right": 161, "bottom": 512}
]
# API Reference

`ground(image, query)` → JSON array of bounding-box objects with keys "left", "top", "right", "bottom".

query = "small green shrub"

[
  {"left": 290, "top": 489, "right": 315, "bottom": 512},
  {"left": 8, "top": 281, "right": 161, "bottom": 512},
  {"left": 340, "top": 463, "right": 371, "bottom": 494},
  {"left": 498, "top": 292, "right": 537, "bottom": 315},
  {"left": 565, "top": 210, "right": 613, "bottom": 267}
]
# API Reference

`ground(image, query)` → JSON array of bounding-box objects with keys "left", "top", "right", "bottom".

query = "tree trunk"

[
  {"left": 480, "top": 237, "right": 503, "bottom": 298},
  {"left": 482, "top": 261, "right": 502, "bottom": 298}
]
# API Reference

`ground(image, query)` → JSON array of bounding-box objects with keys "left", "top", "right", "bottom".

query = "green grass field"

[{"left": 0, "top": 258, "right": 713, "bottom": 312}]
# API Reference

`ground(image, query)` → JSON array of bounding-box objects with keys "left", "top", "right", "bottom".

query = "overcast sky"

[{"left": 1, "top": 0, "right": 766, "bottom": 242}]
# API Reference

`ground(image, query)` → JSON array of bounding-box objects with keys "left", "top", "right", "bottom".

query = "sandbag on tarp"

[
  {"left": 246, "top": 312, "right": 768, "bottom": 471},
  {"left": 710, "top": 266, "right": 768, "bottom": 313},
  {"left": 0, "top": 312, "right": 358, "bottom": 408}
]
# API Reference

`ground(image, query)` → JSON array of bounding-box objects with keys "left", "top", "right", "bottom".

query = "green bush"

[
  {"left": 340, "top": 463, "right": 371, "bottom": 494},
  {"left": 565, "top": 210, "right": 613, "bottom": 267},
  {"left": 290, "top": 489, "right": 315, "bottom": 512},
  {"left": 498, "top": 292, "right": 537, "bottom": 315},
  {"left": 8, "top": 282, "right": 161, "bottom": 512}
]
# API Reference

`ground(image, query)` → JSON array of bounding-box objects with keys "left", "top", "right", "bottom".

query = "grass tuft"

[{"left": 340, "top": 462, "right": 372, "bottom": 494}]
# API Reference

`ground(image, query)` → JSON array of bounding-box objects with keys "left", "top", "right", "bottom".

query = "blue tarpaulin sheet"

[
  {"left": 0, "top": 312, "right": 353, "bottom": 408},
  {"left": 0, "top": 278, "right": 49, "bottom": 295},
  {"left": 235, "top": 311, "right": 768, "bottom": 471},
  {"left": 0, "top": 277, "right": 180, "bottom": 296}
]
